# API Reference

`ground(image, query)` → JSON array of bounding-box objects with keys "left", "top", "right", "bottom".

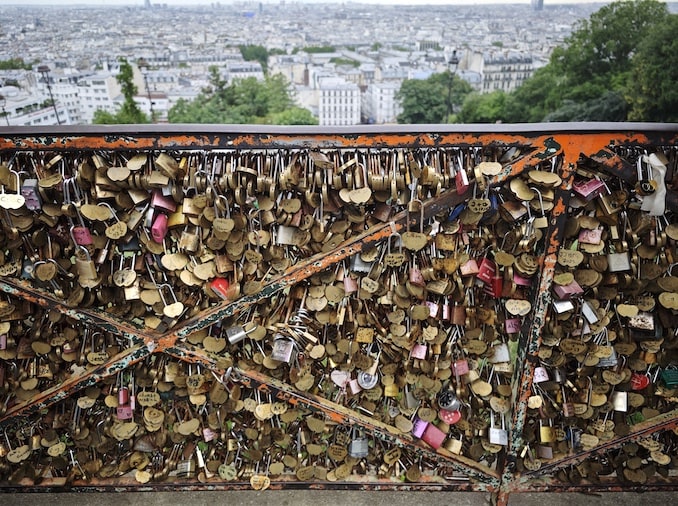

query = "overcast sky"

[{"left": 0, "top": 0, "right": 617, "bottom": 4}]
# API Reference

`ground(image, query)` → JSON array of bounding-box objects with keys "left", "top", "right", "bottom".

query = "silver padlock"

[
  {"left": 489, "top": 413, "right": 508, "bottom": 446},
  {"left": 348, "top": 428, "right": 369, "bottom": 458},
  {"left": 225, "top": 325, "right": 255, "bottom": 345},
  {"left": 270, "top": 335, "right": 295, "bottom": 363}
]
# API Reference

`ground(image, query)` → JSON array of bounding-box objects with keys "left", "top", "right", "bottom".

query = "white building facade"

[
  {"left": 362, "top": 81, "right": 402, "bottom": 124},
  {"left": 318, "top": 77, "right": 360, "bottom": 126}
]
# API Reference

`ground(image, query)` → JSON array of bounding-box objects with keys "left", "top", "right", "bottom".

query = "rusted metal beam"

[
  {"left": 487, "top": 136, "right": 562, "bottom": 186},
  {"left": 3, "top": 124, "right": 678, "bottom": 153},
  {"left": 515, "top": 409, "right": 678, "bottom": 482},
  {"left": 0, "top": 279, "right": 152, "bottom": 342},
  {"left": 0, "top": 475, "right": 477, "bottom": 492},
  {"left": 0, "top": 343, "right": 153, "bottom": 426}
]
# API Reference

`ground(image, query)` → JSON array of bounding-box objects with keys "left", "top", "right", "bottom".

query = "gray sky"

[{"left": 0, "top": 0, "right": 616, "bottom": 4}]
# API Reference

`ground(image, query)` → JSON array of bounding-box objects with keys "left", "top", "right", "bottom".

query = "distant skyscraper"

[
  {"left": 144, "top": 0, "right": 152, "bottom": 9},
  {"left": 531, "top": 0, "right": 543, "bottom": 10}
]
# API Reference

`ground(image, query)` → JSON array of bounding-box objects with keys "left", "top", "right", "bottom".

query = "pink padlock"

[
  {"left": 118, "top": 386, "right": 129, "bottom": 406},
  {"left": 343, "top": 275, "right": 358, "bottom": 294},
  {"left": 505, "top": 318, "right": 521, "bottom": 334},
  {"left": 151, "top": 189, "right": 177, "bottom": 212},
  {"left": 410, "top": 343, "right": 427, "bottom": 360},
  {"left": 578, "top": 227, "right": 603, "bottom": 245},
  {"left": 553, "top": 279, "right": 583, "bottom": 300},
  {"left": 116, "top": 405, "right": 133, "bottom": 421},
  {"left": 533, "top": 366, "right": 550, "bottom": 383},
  {"left": 453, "top": 359, "right": 469, "bottom": 375},
  {"left": 203, "top": 427, "right": 217, "bottom": 442},
  {"left": 422, "top": 423, "right": 447, "bottom": 449},
  {"left": 426, "top": 300, "right": 440, "bottom": 318},
  {"left": 409, "top": 265, "right": 425, "bottom": 286},
  {"left": 71, "top": 225, "right": 93, "bottom": 246},
  {"left": 513, "top": 273, "right": 532, "bottom": 287},
  {"left": 151, "top": 213, "right": 168, "bottom": 243},
  {"left": 349, "top": 379, "right": 363, "bottom": 395},
  {"left": 459, "top": 258, "right": 479, "bottom": 277},
  {"left": 573, "top": 178, "right": 605, "bottom": 200}
]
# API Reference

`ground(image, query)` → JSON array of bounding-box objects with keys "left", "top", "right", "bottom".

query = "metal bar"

[
  {"left": 0, "top": 342, "right": 154, "bottom": 426},
  {"left": 513, "top": 478, "right": 678, "bottom": 493},
  {"left": 487, "top": 135, "right": 562, "bottom": 186},
  {"left": 504, "top": 151, "right": 577, "bottom": 461},
  {"left": 0, "top": 279, "right": 152, "bottom": 342},
  {"left": 3, "top": 124, "right": 678, "bottom": 152},
  {"left": 515, "top": 409, "right": 678, "bottom": 481},
  {"left": 0, "top": 476, "right": 478, "bottom": 492}
]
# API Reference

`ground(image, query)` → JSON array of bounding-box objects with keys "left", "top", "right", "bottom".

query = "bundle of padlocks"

[{"left": 0, "top": 144, "right": 676, "bottom": 487}]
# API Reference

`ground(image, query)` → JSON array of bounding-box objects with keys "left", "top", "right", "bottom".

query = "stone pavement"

[{"left": 2, "top": 491, "right": 676, "bottom": 506}]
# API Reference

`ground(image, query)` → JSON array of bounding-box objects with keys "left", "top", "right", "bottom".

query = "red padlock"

[
  {"left": 210, "top": 277, "right": 233, "bottom": 300},
  {"left": 455, "top": 168, "right": 470, "bottom": 195},
  {"left": 477, "top": 257, "right": 496, "bottom": 285},
  {"left": 439, "top": 409, "right": 462, "bottom": 425}
]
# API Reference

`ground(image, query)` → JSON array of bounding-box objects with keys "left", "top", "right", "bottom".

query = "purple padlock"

[{"left": 412, "top": 417, "right": 429, "bottom": 438}]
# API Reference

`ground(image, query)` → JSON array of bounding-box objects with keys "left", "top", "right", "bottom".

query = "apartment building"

[
  {"left": 317, "top": 77, "right": 360, "bottom": 126},
  {"left": 362, "top": 81, "right": 402, "bottom": 124}
]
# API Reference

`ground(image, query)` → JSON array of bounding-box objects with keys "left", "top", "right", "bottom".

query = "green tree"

[
  {"left": 503, "top": 66, "right": 563, "bottom": 122},
  {"left": 239, "top": 45, "right": 269, "bottom": 73},
  {"left": 544, "top": 91, "right": 627, "bottom": 122},
  {"left": 0, "top": 58, "right": 32, "bottom": 70},
  {"left": 93, "top": 58, "right": 148, "bottom": 124},
  {"left": 626, "top": 13, "right": 678, "bottom": 121},
  {"left": 168, "top": 73, "right": 313, "bottom": 125},
  {"left": 269, "top": 107, "right": 318, "bottom": 125},
  {"left": 397, "top": 72, "right": 472, "bottom": 124},
  {"left": 302, "top": 46, "right": 336, "bottom": 54},
  {"left": 540, "top": 0, "right": 666, "bottom": 119},
  {"left": 458, "top": 91, "right": 507, "bottom": 123}
]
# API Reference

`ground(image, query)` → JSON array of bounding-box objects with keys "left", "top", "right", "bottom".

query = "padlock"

[
  {"left": 348, "top": 428, "right": 369, "bottom": 458},
  {"left": 607, "top": 251, "right": 631, "bottom": 272},
  {"left": 533, "top": 365, "right": 549, "bottom": 383},
  {"left": 539, "top": 419, "right": 554, "bottom": 443},
  {"left": 151, "top": 189, "right": 177, "bottom": 212},
  {"left": 151, "top": 213, "right": 168, "bottom": 243},
  {"left": 179, "top": 225, "right": 201, "bottom": 253},
  {"left": 20, "top": 178, "right": 42, "bottom": 211},
  {"left": 611, "top": 390, "right": 628, "bottom": 412},
  {"left": 74, "top": 246, "right": 98, "bottom": 281},
  {"left": 477, "top": 257, "right": 496, "bottom": 285},
  {"left": 489, "top": 342, "right": 510, "bottom": 363},
  {"left": 224, "top": 325, "right": 255, "bottom": 345},
  {"left": 270, "top": 335, "right": 295, "bottom": 363},
  {"left": 489, "top": 413, "right": 508, "bottom": 446},
  {"left": 421, "top": 422, "right": 446, "bottom": 449},
  {"left": 660, "top": 366, "right": 678, "bottom": 388},
  {"left": 553, "top": 279, "right": 583, "bottom": 300},
  {"left": 573, "top": 178, "right": 605, "bottom": 200}
]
